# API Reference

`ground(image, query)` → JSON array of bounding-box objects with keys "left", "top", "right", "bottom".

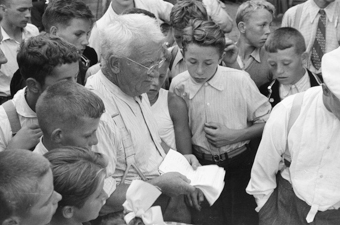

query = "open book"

[{"left": 159, "top": 150, "right": 225, "bottom": 205}]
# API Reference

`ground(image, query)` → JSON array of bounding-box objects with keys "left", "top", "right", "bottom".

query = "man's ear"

[
  {"left": 61, "top": 206, "right": 74, "bottom": 219},
  {"left": 51, "top": 128, "right": 63, "bottom": 144},
  {"left": 2, "top": 217, "right": 20, "bottom": 225},
  {"left": 26, "top": 78, "right": 43, "bottom": 95},
  {"left": 108, "top": 55, "right": 121, "bottom": 74},
  {"left": 49, "top": 26, "right": 58, "bottom": 36},
  {"left": 237, "top": 21, "right": 246, "bottom": 34}
]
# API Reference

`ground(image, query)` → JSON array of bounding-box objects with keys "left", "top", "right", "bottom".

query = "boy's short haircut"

[
  {"left": 36, "top": 81, "right": 105, "bottom": 136},
  {"left": 265, "top": 27, "right": 306, "bottom": 55},
  {"left": 44, "top": 146, "right": 107, "bottom": 208},
  {"left": 42, "top": 0, "right": 94, "bottom": 32},
  {"left": 182, "top": 19, "right": 226, "bottom": 56},
  {"left": 170, "top": 0, "right": 209, "bottom": 30},
  {"left": 17, "top": 33, "right": 79, "bottom": 86},
  {"left": 0, "top": 149, "right": 51, "bottom": 223},
  {"left": 235, "top": 0, "right": 275, "bottom": 25}
]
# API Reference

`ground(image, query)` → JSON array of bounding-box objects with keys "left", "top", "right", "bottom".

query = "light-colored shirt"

[
  {"left": 202, "top": 0, "right": 233, "bottom": 33},
  {"left": 237, "top": 46, "right": 271, "bottom": 87},
  {"left": 0, "top": 88, "right": 38, "bottom": 151},
  {"left": 281, "top": 0, "right": 340, "bottom": 74},
  {"left": 170, "top": 66, "right": 271, "bottom": 156},
  {"left": 89, "top": 0, "right": 173, "bottom": 61},
  {"left": 86, "top": 70, "right": 166, "bottom": 184},
  {"left": 0, "top": 24, "right": 39, "bottom": 96},
  {"left": 247, "top": 87, "right": 340, "bottom": 223},
  {"left": 279, "top": 69, "right": 311, "bottom": 99},
  {"left": 151, "top": 88, "right": 176, "bottom": 151},
  {"left": 33, "top": 138, "right": 117, "bottom": 197}
]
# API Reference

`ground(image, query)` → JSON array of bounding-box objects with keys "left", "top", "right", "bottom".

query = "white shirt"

[
  {"left": 86, "top": 70, "right": 166, "bottom": 184},
  {"left": 279, "top": 70, "right": 311, "bottom": 99},
  {"left": 0, "top": 24, "right": 39, "bottom": 96},
  {"left": 0, "top": 88, "right": 38, "bottom": 151},
  {"left": 89, "top": 0, "right": 173, "bottom": 61},
  {"left": 281, "top": 0, "right": 340, "bottom": 74},
  {"left": 151, "top": 88, "right": 176, "bottom": 151},
  {"left": 247, "top": 87, "right": 340, "bottom": 222}
]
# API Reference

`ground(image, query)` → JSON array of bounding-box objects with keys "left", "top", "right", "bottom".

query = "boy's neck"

[
  {"left": 290, "top": 67, "right": 306, "bottom": 86},
  {"left": 237, "top": 37, "right": 257, "bottom": 61},
  {"left": 111, "top": 0, "right": 134, "bottom": 15}
]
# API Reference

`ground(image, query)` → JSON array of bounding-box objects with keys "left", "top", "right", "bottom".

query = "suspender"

[
  {"left": 109, "top": 96, "right": 147, "bottom": 184},
  {"left": 2, "top": 100, "right": 21, "bottom": 136},
  {"left": 283, "top": 92, "right": 305, "bottom": 167}
]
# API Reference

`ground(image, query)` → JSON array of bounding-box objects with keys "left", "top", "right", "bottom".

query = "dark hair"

[
  {"left": 44, "top": 146, "right": 107, "bottom": 208},
  {"left": 42, "top": 0, "right": 94, "bottom": 32},
  {"left": 265, "top": 27, "right": 306, "bottom": 54},
  {"left": 170, "top": 0, "right": 209, "bottom": 30},
  {"left": 17, "top": 33, "right": 79, "bottom": 85},
  {"left": 122, "top": 8, "right": 156, "bottom": 19},
  {"left": 182, "top": 19, "right": 226, "bottom": 56},
  {"left": 36, "top": 81, "right": 105, "bottom": 135},
  {"left": 0, "top": 149, "right": 50, "bottom": 223}
]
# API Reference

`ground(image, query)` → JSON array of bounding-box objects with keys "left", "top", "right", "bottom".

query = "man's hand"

[
  {"left": 151, "top": 172, "right": 195, "bottom": 197},
  {"left": 7, "top": 124, "right": 42, "bottom": 150},
  {"left": 185, "top": 188, "right": 205, "bottom": 211},
  {"left": 204, "top": 122, "right": 243, "bottom": 147},
  {"left": 183, "top": 154, "right": 201, "bottom": 170},
  {"left": 222, "top": 38, "right": 239, "bottom": 68}
]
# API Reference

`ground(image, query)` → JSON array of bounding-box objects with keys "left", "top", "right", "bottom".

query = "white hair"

[{"left": 100, "top": 14, "right": 165, "bottom": 66}]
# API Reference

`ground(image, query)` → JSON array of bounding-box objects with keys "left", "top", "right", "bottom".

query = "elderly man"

[
  {"left": 86, "top": 14, "right": 198, "bottom": 223},
  {"left": 247, "top": 47, "right": 340, "bottom": 224}
]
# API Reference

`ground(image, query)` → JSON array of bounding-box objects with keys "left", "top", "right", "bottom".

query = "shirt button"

[
  {"left": 320, "top": 174, "right": 323, "bottom": 178},
  {"left": 327, "top": 146, "right": 330, "bottom": 149},
  {"left": 207, "top": 103, "right": 210, "bottom": 106},
  {"left": 205, "top": 83, "right": 208, "bottom": 86}
]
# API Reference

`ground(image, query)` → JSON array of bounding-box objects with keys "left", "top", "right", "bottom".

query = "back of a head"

[
  {"left": 44, "top": 146, "right": 107, "bottom": 208},
  {"left": 36, "top": 81, "right": 105, "bottom": 136},
  {"left": 235, "top": 0, "right": 275, "bottom": 26},
  {"left": 100, "top": 13, "right": 165, "bottom": 64},
  {"left": 170, "top": 0, "right": 209, "bottom": 31},
  {"left": 0, "top": 149, "right": 50, "bottom": 223},
  {"left": 17, "top": 33, "right": 79, "bottom": 86},
  {"left": 265, "top": 27, "right": 306, "bottom": 55},
  {"left": 182, "top": 19, "right": 226, "bottom": 56},
  {"left": 42, "top": 0, "right": 94, "bottom": 32}
]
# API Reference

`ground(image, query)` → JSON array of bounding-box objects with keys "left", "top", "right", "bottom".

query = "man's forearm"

[{"left": 100, "top": 183, "right": 129, "bottom": 214}]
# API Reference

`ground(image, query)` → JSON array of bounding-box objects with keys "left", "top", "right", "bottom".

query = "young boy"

[
  {"left": 10, "top": 0, "right": 97, "bottom": 95},
  {"left": 236, "top": 0, "right": 275, "bottom": 87},
  {"left": 170, "top": 19, "right": 271, "bottom": 225},
  {"left": 260, "top": 27, "right": 321, "bottom": 108},
  {"left": 0, "top": 149, "right": 62, "bottom": 225},
  {"left": 33, "top": 81, "right": 117, "bottom": 204},
  {"left": 0, "top": 33, "right": 79, "bottom": 152},
  {"left": 44, "top": 146, "right": 108, "bottom": 225}
]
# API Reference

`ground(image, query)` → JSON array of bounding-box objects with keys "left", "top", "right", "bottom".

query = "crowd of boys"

[{"left": 1, "top": 0, "right": 340, "bottom": 225}]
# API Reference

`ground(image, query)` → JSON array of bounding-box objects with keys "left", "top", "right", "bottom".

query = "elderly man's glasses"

[{"left": 124, "top": 57, "right": 166, "bottom": 75}]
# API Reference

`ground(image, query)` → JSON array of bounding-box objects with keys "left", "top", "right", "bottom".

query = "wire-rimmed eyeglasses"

[{"left": 124, "top": 57, "right": 166, "bottom": 75}]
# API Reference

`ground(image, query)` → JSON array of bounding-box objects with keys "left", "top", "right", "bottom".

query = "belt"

[{"left": 193, "top": 145, "right": 248, "bottom": 163}]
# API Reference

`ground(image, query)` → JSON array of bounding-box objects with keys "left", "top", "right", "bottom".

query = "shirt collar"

[
  {"left": 250, "top": 47, "right": 261, "bottom": 63},
  {"left": 308, "top": 0, "right": 337, "bottom": 23},
  {"left": 13, "top": 87, "right": 36, "bottom": 118},
  {"left": 187, "top": 66, "right": 225, "bottom": 99},
  {"left": 1, "top": 26, "right": 33, "bottom": 43},
  {"left": 280, "top": 69, "right": 309, "bottom": 97}
]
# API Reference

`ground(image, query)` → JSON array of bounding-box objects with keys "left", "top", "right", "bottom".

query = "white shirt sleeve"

[
  {"left": 246, "top": 96, "right": 294, "bottom": 211},
  {"left": 0, "top": 107, "right": 12, "bottom": 152}
]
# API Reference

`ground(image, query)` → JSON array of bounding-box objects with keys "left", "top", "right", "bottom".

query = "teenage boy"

[
  {"left": 0, "top": 149, "right": 62, "bottom": 225},
  {"left": 10, "top": 0, "right": 97, "bottom": 96},
  {"left": 260, "top": 27, "right": 322, "bottom": 108},
  {"left": 236, "top": 0, "right": 275, "bottom": 88},
  {"left": 34, "top": 81, "right": 117, "bottom": 201},
  {"left": 0, "top": 0, "right": 38, "bottom": 102},
  {"left": 0, "top": 33, "right": 79, "bottom": 152},
  {"left": 44, "top": 147, "right": 109, "bottom": 225}
]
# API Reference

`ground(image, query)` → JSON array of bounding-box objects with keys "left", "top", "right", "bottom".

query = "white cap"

[{"left": 322, "top": 47, "right": 340, "bottom": 100}]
